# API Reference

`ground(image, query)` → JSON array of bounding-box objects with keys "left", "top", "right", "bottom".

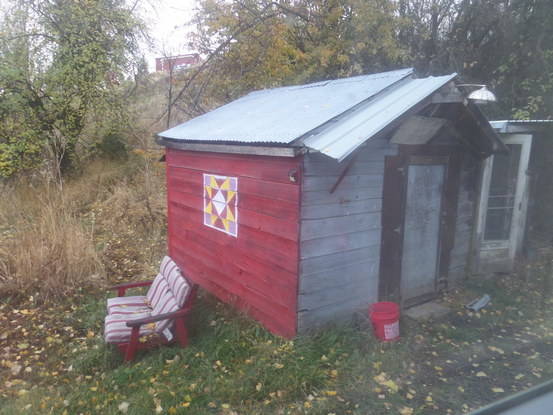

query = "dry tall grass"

[
  {"left": 0, "top": 153, "right": 168, "bottom": 302},
  {"left": 0, "top": 184, "right": 105, "bottom": 302}
]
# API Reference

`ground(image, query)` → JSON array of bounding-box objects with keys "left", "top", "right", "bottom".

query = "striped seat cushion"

[
  {"left": 159, "top": 255, "right": 177, "bottom": 277},
  {"left": 108, "top": 304, "right": 151, "bottom": 315},
  {"left": 107, "top": 295, "right": 149, "bottom": 314},
  {"left": 145, "top": 273, "right": 170, "bottom": 309},
  {"left": 151, "top": 290, "right": 180, "bottom": 333},
  {"left": 165, "top": 268, "right": 191, "bottom": 308},
  {"left": 107, "top": 273, "right": 170, "bottom": 315},
  {"left": 104, "top": 312, "right": 154, "bottom": 344}
]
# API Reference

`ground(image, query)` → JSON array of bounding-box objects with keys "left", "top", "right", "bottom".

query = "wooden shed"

[
  {"left": 473, "top": 120, "right": 553, "bottom": 274},
  {"left": 157, "top": 68, "right": 506, "bottom": 337}
]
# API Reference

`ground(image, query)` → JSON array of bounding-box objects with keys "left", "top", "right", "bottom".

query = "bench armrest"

[
  {"left": 126, "top": 306, "right": 193, "bottom": 328},
  {"left": 111, "top": 280, "right": 153, "bottom": 297}
]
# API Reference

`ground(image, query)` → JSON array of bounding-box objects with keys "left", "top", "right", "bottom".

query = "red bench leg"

[
  {"left": 174, "top": 317, "right": 189, "bottom": 348},
  {"left": 125, "top": 327, "right": 140, "bottom": 362}
]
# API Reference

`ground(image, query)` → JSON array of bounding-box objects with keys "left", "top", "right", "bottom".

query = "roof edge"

[{"left": 156, "top": 137, "right": 298, "bottom": 158}]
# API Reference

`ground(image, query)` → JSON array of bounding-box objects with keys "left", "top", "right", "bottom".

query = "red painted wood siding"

[{"left": 165, "top": 149, "right": 301, "bottom": 338}]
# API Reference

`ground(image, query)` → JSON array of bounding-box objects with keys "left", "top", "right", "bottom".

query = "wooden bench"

[{"left": 104, "top": 256, "right": 198, "bottom": 362}]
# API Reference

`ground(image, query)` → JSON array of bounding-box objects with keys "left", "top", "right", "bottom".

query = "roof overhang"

[
  {"left": 451, "top": 101, "right": 509, "bottom": 157},
  {"left": 490, "top": 120, "right": 553, "bottom": 134},
  {"left": 299, "top": 74, "right": 458, "bottom": 161},
  {"left": 155, "top": 137, "right": 299, "bottom": 157}
]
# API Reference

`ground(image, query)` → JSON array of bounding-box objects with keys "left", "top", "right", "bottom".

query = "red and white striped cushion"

[
  {"left": 151, "top": 290, "right": 179, "bottom": 333},
  {"left": 107, "top": 295, "right": 148, "bottom": 314},
  {"left": 108, "top": 303, "right": 151, "bottom": 315},
  {"left": 159, "top": 256, "right": 177, "bottom": 277},
  {"left": 104, "top": 312, "right": 154, "bottom": 344},
  {"left": 165, "top": 268, "right": 190, "bottom": 308},
  {"left": 145, "top": 273, "right": 170, "bottom": 309}
]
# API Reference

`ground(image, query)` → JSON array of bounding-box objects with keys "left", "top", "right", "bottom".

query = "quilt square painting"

[{"left": 203, "top": 174, "right": 238, "bottom": 237}]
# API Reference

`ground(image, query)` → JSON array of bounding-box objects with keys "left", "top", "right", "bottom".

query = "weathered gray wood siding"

[
  {"left": 448, "top": 150, "right": 480, "bottom": 282},
  {"left": 297, "top": 137, "right": 396, "bottom": 332}
]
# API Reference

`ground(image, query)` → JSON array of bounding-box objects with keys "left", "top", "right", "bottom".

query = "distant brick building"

[{"left": 155, "top": 54, "right": 200, "bottom": 72}]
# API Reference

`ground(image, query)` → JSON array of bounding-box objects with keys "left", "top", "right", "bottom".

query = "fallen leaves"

[{"left": 373, "top": 372, "right": 399, "bottom": 393}]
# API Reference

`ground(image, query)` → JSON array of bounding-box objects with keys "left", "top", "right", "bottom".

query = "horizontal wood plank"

[
  {"left": 172, "top": 242, "right": 297, "bottom": 312},
  {"left": 299, "top": 260, "right": 379, "bottom": 294},
  {"left": 300, "top": 245, "right": 380, "bottom": 276},
  {"left": 303, "top": 160, "right": 385, "bottom": 176},
  {"left": 302, "top": 186, "right": 383, "bottom": 205},
  {"left": 300, "top": 212, "right": 381, "bottom": 241},
  {"left": 171, "top": 207, "right": 298, "bottom": 274},
  {"left": 300, "top": 229, "right": 381, "bottom": 259},
  {"left": 301, "top": 199, "right": 382, "bottom": 220},
  {"left": 167, "top": 148, "right": 301, "bottom": 184},
  {"left": 168, "top": 168, "right": 300, "bottom": 204},
  {"left": 297, "top": 290, "right": 377, "bottom": 332},
  {"left": 302, "top": 174, "right": 384, "bottom": 192},
  {"left": 299, "top": 275, "right": 378, "bottom": 311},
  {"left": 169, "top": 189, "right": 299, "bottom": 242}
]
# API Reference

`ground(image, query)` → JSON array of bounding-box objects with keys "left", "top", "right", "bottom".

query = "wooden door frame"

[
  {"left": 379, "top": 145, "right": 462, "bottom": 305},
  {"left": 474, "top": 134, "right": 532, "bottom": 272}
]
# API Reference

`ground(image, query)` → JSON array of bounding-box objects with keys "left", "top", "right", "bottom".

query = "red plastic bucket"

[{"left": 369, "top": 302, "right": 400, "bottom": 341}]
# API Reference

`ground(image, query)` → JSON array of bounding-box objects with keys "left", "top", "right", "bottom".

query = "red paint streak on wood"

[{"left": 166, "top": 148, "right": 301, "bottom": 338}]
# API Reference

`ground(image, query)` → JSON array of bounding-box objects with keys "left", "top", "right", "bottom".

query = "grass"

[
  {"left": 2, "top": 156, "right": 553, "bottom": 414},
  {"left": 2, "top": 271, "right": 553, "bottom": 415}
]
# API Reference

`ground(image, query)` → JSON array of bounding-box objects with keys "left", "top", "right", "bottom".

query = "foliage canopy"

[
  {"left": 0, "top": 0, "right": 145, "bottom": 178},
  {"left": 166, "top": 0, "right": 553, "bottom": 123}
]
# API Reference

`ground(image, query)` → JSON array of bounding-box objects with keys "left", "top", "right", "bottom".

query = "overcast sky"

[{"left": 143, "top": 0, "right": 198, "bottom": 71}]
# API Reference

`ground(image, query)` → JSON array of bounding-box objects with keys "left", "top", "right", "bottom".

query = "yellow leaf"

[
  {"left": 221, "top": 403, "right": 230, "bottom": 409},
  {"left": 492, "top": 387, "right": 505, "bottom": 393},
  {"left": 168, "top": 407, "right": 177, "bottom": 414},
  {"left": 476, "top": 371, "right": 487, "bottom": 377},
  {"left": 515, "top": 374, "right": 524, "bottom": 380},
  {"left": 274, "top": 363, "right": 284, "bottom": 369},
  {"left": 87, "top": 331, "right": 95, "bottom": 338},
  {"left": 383, "top": 380, "right": 399, "bottom": 393},
  {"left": 434, "top": 366, "right": 443, "bottom": 371},
  {"left": 90, "top": 387, "right": 98, "bottom": 392},
  {"left": 256, "top": 383, "right": 262, "bottom": 391},
  {"left": 325, "top": 390, "right": 337, "bottom": 396},
  {"left": 182, "top": 403, "right": 190, "bottom": 407},
  {"left": 425, "top": 395, "right": 433, "bottom": 402},
  {"left": 488, "top": 346, "right": 505, "bottom": 354},
  {"left": 154, "top": 398, "right": 163, "bottom": 414},
  {"left": 118, "top": 402, "right": 130, "bottom": 413},
  {"left": 399, "top": 407, "right": 414, "bottom": 415}
]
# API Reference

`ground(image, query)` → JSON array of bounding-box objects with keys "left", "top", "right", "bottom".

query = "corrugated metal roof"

[
  {"left": 158, "top": 68, "right": 457, "bottom": 160},
  {"left": 303, "top": 74, "right": 457, "bottom": 161},
  {"left": 490, "top": 120, "right": 553, "bottom": 133},
  {"left": 159, "top": 68, "right": 413, "bottom": 143}
]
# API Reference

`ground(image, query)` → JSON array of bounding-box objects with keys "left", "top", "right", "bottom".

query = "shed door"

[
  {"left": 475, "top": 134, "right": 532, "bottom": 274},
  {"left": 401, "top": 163, "right": 445, "bottom": 306}
]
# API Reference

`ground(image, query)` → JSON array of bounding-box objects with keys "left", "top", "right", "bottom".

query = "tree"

[
  {"left": 0, "top": 0, "right": 145, "bottom": 178},
  {"left": 162, "top": 0, "right": 405, "bottom": 122}
]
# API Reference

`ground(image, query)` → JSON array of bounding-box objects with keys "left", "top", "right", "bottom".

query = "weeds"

[
  {"left": 0, "top": 152, "right": 166, "bottom": 302},
  {"left": 0, "top": 190, "right": 104, "bottom": 303}
]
